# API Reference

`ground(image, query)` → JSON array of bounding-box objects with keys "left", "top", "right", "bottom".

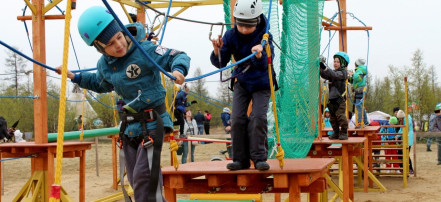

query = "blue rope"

[
  {"left": 101, "top": 0, "right": 271, "bottom": 82},
  {"left": 0, "top": 154, "right": 36, "bottom": 162},
  {"left": 0, "top": 95, "right": 36, "bottom": 99},
  {"left": 187, "top": 92, "right": 223, "bottom": 109},
  {"left": 158, "top": 0, "right": 173, "bottom": 45},
  {"left": 0, "top": 40, "right": 96, "bottom": 73},
  {"left": 87, "top": 91, "right": 117, "bottom": 109},
  {"left": 47, "top": 92, "right": 107, "bottom": 102},
  {"left": 346, "top": 85, "right": 365, "bottom": 106},
  {"left": 188, "top": 91, "right": 231, "bottom": 106},
  {"left": 22, "top": 5, "right": 33, "bottom": 52}
]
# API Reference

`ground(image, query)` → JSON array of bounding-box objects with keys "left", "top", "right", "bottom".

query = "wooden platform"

[
  {"left": 0, "top": 141, "right": 93, "bottom": 202},
  {"left": 162, "top": 158, "right": 334, "bottom": 202}
]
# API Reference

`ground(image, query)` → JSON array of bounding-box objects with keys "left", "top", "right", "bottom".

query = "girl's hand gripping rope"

[{"left": 56, "top": 65, "right": 75, "bottom": 80}]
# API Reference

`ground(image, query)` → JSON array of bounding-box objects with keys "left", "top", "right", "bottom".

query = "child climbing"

[
  {"left": 319, "top": 52, "right": 349, "bottom": 140},
  {"left": 210, "top": 0, "right": 276, "bottom": 170},
  {"left": 57, "top": 6, "right": 190, "bottom": 201}
]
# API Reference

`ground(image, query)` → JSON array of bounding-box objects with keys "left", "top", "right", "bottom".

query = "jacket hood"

[{"left": 356, "top": 65, "right": 367, "bottom": 74}]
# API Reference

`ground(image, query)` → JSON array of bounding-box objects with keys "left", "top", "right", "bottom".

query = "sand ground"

[{"left": 1, "top": 130, "right": 440, "bottom": 202}]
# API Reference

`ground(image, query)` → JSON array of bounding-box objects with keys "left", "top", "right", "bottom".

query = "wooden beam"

[
  {"left": 43, "top": 0, "right": 62, "bottom": 14},
  {"left": 324, "top": 26, "right": 372, "bottom": 31},
  {"left": 152, "top": 7, "right": 190, "bottom": 31},
  {"left": 17, "top": 15, "right": 65, "bottom": 21},
  {"left": 416, "top": 132, "right": 441, "bottom": 138},
  {"left": 23, "top": 0, "right": 37, "bottom": 15}
]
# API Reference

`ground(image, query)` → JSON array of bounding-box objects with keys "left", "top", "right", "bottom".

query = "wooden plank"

[
  {"left": 237, "top": 174, "right": 263, "bottom": 187},
  {"left": 163, "top": 159, "right": 335, "bottom": 175},
  {"left": 80, "top": 151, "right": 86, "bottom": 202},
  {"left": 206, "top": 174, "right": 234, "bottom": 187},
  {"left": 273, "top": 174, "right": 288, "bottom": 188},
  {"left": 288, "top": 174, "right": 300, "bottom": 202}
]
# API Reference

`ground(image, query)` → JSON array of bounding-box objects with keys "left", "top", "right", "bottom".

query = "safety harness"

[{"left": 117, "top": 103, "right": 166, "bottom": 202}]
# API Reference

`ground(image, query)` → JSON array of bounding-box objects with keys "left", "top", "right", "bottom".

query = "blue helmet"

[
  {"left": 334, "top": 52, "right": 350, "bottom": 68},
  {"left": 78, "top": 6, "right": 115, "bottom": 46},
  {"left": 324, "top": 108, "right": 329, "bottom": 113}
]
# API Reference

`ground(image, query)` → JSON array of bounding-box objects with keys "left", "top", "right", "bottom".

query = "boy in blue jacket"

[
  {"left": 211, "top": 0, "right": 275, "bottom": 171},
  {"left": 58, "top": 6, "right": 190, "bottom": 201}
]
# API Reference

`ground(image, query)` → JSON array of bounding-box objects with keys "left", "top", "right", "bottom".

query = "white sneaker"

[
  {"left": 396, "top": 170, "right": 401, "bottom": 174},
  {"left": 385, "top": 170, "right": 391, "bottom": 174}
]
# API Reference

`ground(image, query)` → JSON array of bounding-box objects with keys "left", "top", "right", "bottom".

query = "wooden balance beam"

[{"left": 162, "top": 158, "right": 334, "bottom": 202}]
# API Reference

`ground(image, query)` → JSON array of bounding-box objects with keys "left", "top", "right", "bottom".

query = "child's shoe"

[
  {"left": 255, "top": 161, "right": 270, "bottom": 171},
  {"left": 329, "top": 133, "right": 339, "bottom": 140},
  {"left": 339, "top": 133, "right": 348, "bottom": 140}
]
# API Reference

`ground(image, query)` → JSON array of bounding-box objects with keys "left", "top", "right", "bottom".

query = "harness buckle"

[
  {"left": 142, "top": 136, "right": 154, "bottom": 148},
  {"left": 117, "top": 137, "right": 123, "bottom": 149},
  {"left": 144, "top": 109, "right": 155, "bottom": 122}
]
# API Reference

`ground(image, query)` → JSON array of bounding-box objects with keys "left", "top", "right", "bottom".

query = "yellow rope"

[
  {"left": 50, "top": 1, "right": 72, "bottom": 201},
  {"left": 169, "top": 85, "right": 179, "bottom": 169},
  {"left": 110, "top": 92, "right": 118, "bottom": 127},
  {"left": 169, "top": 140, "right": 179, "bottom": 170},
  {"left": 162, "top": 73, "right": 171, "bottom": 114},
  {"left": 263, "top": 33, "right": 284, "bottom": 168},
  {"left": 80, "top": 89, "right": 86, "bottom": 141}
]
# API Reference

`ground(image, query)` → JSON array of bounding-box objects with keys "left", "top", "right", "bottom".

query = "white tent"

[
  {"left": 67, "top": 84, "right": 97, "bottom": 125},
  {"left": 367, "top": 111, "right": 391, "bottom": 121}
]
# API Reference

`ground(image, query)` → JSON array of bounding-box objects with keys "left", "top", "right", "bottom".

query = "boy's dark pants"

[
  {"left": 123, "top": 130, "right": 165, "bottom": 201},
  {"left": 328, "top": 98, "right": 348, "bottom": 136},
  {"left": 174, "top": 110, "right": 184, "bottom": 135},
  {"left": 231, "top": 83, "right": 270, "bottom": 167}
]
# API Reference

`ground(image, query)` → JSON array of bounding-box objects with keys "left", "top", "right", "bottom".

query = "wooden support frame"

[
  {"left": 162, "top": 159, "right": 334, "bottom": 202},
  {"left": 0, "top": 142, "right": 92, "bottom": 202}
]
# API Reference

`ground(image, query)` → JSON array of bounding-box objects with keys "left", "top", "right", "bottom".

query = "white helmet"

[{"left": 233, "top": 0, "right": 263, "bottom": 19}]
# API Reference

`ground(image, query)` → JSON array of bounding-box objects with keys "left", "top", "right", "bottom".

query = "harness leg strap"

[{"left": 147, "top": 110, "right": 164, "bottom": 202}]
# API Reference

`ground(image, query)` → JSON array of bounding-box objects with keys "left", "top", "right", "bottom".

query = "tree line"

[{"left": 1, "top": 47, "right": 438, "bottom": 135}]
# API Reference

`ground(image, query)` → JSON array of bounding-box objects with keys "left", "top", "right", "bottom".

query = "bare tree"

[{"left": 4, "top": 47, "right": 30, "bottom": 96}]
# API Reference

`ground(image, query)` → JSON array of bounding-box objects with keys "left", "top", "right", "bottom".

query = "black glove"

[
  {"left": 191, "top": 100, "right": 198, "bottom": 104},
  {"left": 320, "top": 62, "right": 327, "bottom": 70},
  {"left": 319, "top": 55, "right": 327, "bottom": 70}
]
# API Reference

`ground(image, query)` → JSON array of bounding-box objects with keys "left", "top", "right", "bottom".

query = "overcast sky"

[{"left": 0, "top": 0, "right": 440, "bottom": 98}]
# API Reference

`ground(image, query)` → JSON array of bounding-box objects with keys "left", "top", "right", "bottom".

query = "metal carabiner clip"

[{"left": 208, "top": 23, "right": 225, "bottom": 41}]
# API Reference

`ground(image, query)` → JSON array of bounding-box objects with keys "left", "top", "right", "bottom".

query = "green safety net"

[
  {"left": 267, "top": 0, "right": 325, "bottom": 158},
  {"left": 222, "top": 0, "right": 325, "bottom": 158}
]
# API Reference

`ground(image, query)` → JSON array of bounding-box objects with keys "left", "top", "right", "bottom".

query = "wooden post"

[
  {"left": 95, "top": 137, "right": 99, "bottom": 176},
  {"left": 338, "top": 0, "right": 347, "bottom": 52},
  {"left": 32, "top": 0, "right": 48, "bottom": 145}
]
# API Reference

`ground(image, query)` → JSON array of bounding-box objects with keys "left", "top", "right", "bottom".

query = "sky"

[{"left": 0, "top": 0, "right": 440, "bottom": 98}]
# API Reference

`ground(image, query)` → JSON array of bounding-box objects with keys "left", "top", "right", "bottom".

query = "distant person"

[
  {"left": 203, "top": 110, "right": 211, "bottom": 135},
  {"left": 397, "top": 110, "right": 414, "bottom": 174},
  {"left": 221, "top": 107, "right": 232, "bottom": 158},
  {"left": 381, "top": 116, "right": 400, "bottom": 172},
  {"left": 323, "top": 108, "right": 333, "bottom": 136},
  {"left": 427, "top": 112, "right": 437, "bottom": 152},
  {"left": 431, "top": 103, "right": 441, "bottom": 165},
  {"left": 174, "top": 83, "right": 197, "bottom": 136},
  {"left": 348, "top": 58, "right": 369, "bottom": 128},
  {"left": 182, "top": 109, "right": 198, "bottom": 164},
  {"left": 319, "top": 52, "right": 350, "bottom": 140},
  {"left": 393, "top": 107, "right": 400, "bottom": 117},
  {"left": 194, "top": 109, "right": 205, "bottom": 135},
  {"left": 0, "top": 116, "right": 8, "bottom": 142},
  {"left": 210, "top": 0, "right": 276, "bottom": 170}
]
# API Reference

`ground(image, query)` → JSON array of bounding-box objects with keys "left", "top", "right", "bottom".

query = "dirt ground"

[{"left": 1, "top": 129, "right": 441, "bottom": 202}]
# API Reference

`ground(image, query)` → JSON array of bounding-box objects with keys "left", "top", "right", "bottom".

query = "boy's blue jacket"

[
  {"left": 175, "top": 90, "right": 190, "bottom": 113},
  {"left": 74, "top": 38, "right": 190, "bottom": 137},
  {"left": 221, "top": 112, "right": 231, "bottom": 127},
  {"left": 210, "top": 14, "right": 276, "bottom": 93}
]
